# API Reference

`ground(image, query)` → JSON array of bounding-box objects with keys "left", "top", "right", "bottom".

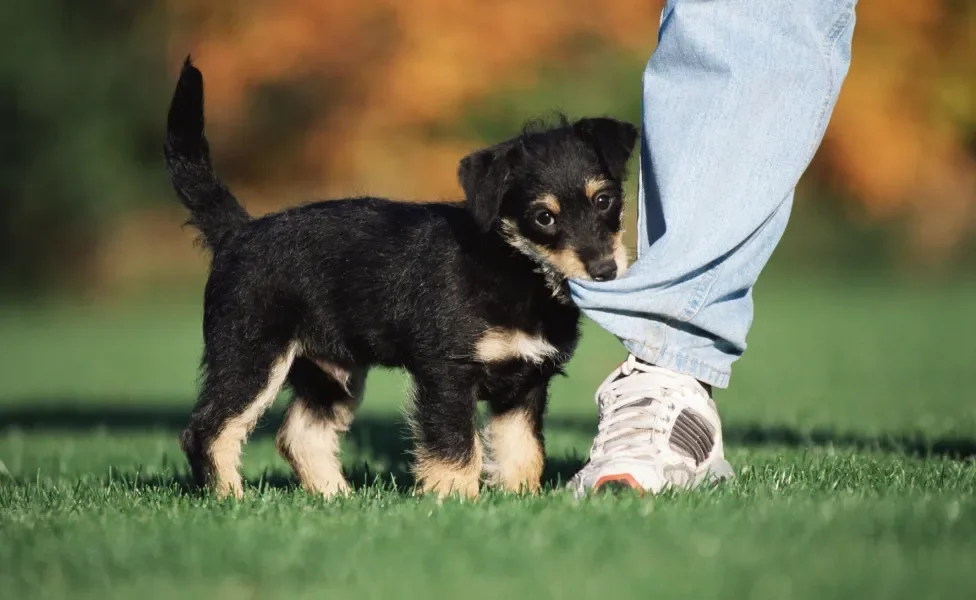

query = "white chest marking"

[{"left": 475, "top": 328, "right": 560, "bottom": 364}]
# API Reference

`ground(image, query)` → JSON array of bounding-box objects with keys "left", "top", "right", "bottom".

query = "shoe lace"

[{"left": 587, "top": 356, "right": 707, "bottom": 463}]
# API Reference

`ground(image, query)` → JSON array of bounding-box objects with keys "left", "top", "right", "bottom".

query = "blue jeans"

[{"left": 569, "top": 0, "right": 857, "bottom": 388}]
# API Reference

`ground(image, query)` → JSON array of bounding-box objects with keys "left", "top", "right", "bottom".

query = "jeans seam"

[
  {"left": 804, "top": 0, "right": 856, "bottom": 165},
  {"left": 677, "top": 261, "right": 723, "bottom": 323}
]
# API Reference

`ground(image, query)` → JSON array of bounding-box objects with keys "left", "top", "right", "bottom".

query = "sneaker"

[{"left": 570, "top": 355, "right": 734, "bottom": 496}]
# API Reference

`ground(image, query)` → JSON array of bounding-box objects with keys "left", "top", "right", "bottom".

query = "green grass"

[{"left": 2, "top": 279, "right": 975, "bottom": 599}]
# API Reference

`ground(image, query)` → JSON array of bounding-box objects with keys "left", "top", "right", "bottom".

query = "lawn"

[{"left": 1, "top": 278, "right": 975, "bottom": 599}]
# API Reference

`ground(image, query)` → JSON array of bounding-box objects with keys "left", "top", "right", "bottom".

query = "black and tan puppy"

[{"left": 165, "top": 58, "right": 637, "bottom": 499}]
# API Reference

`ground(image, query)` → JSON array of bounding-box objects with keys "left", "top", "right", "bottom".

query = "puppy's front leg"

[
  {"left": 486, "top": 383, "right": 547, "bottom": 494},
  {"left": 410, "top": 368, "right": 482, "bottom": 500}
]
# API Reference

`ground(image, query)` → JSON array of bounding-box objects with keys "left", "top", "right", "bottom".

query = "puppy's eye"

[
  {"left": 594, "top": 193, "right": 614, "bottom": 211},
  {"left": 534, "top": 211, "right": 555, "bottom": 228}
]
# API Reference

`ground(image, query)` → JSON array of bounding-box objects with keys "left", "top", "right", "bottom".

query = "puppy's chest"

[
  {"left": 469, "top": 278, "right": 580, "bottom": 369},
  {"left": 472, "top": 313, "right": 579, "bottom": 369},
  {"left": 474, "top": 321, "right": 577, "bottom": 403}
]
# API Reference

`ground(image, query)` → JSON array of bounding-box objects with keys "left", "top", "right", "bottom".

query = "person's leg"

[{"left": 568, "top": 0, "right": 856, "bottom": 494}]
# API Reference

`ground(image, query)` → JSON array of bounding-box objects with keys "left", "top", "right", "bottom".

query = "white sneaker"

[{"left": 570, "top": 355, "right": 734, "bottom": 496}]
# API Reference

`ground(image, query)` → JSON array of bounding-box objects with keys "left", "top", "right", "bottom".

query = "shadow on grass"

[
  {"left": 2, "top": 402, "right": 974, "bottom": 494},
  {"left": 0, "top": 402, "right": 588, "bottom": 492}
]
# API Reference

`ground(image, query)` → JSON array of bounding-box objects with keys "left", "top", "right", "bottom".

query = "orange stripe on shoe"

[{"left": 593, "top": 473, "right": 646, "bottom": 495}]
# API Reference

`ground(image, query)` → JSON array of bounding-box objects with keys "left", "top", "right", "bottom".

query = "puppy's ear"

[
  {"left": 573, "top": 117, "right": 639, "bottom": 180},
  {"left": 458, "top": 143, "right": 514, "bottom": 232}
]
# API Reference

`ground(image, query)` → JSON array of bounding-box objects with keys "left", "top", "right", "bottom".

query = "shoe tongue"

[
  {"left": 618, "top": 357, "right": 713, "bottom": 399},
  {"left": 613, "top": 356, "right": 652, "bottom": 382}
]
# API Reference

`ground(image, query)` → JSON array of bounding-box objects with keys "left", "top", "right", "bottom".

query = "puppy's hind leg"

[
  {"left": 277, "top": 358, "right": 366, "bottom": 498},
  {"left": 181, "top": 341, "right": 300, "bottom": 499}
]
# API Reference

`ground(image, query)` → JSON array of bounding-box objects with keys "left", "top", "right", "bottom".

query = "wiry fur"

[
  {"left": 163, "top": 59, "right": 249, "bottom": 250},
  {"left": 165, "top": 57, "right": 638, "bottom": 499}
]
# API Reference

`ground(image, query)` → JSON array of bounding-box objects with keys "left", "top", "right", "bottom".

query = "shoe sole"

[{"left": 590, "top": 459, "right": 735, "bottom": 495}]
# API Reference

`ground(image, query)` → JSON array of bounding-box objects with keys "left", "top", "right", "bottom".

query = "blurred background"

[
  {"left": 0, "top": 0, "right": 974, "bottom": 427},
  {"left": 0, "top": 0, "right": 973, "bottom": 298},
  {"left": 3, "top": 6, "right": 975, "bottom": 593}
]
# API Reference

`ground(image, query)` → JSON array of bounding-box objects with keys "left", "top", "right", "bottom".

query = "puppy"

[{"left": 164, "top": 58, "right": 638, "bottom": 499}]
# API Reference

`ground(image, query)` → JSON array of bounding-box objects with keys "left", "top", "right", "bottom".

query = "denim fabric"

[{"left": 570, "top": 0, "right": 857, "bottom": 387}]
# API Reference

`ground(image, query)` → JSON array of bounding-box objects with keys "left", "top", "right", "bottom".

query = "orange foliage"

[
  {"left": 166, "top": 0, "right": 975, "bottom": 257},
  {"left": 166, "top": 0, "right": 661, "bottom": 201},
  {"left": 819, "top": 1, "right": 975, "bottom": 258}
]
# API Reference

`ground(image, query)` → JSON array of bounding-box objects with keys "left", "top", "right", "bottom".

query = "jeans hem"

[{"left": 623, "top": 339, "right": 732, "bottom": 389}]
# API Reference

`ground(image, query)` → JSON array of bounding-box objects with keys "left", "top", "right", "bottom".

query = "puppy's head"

[{"left": 458, "top": 116, "right": 638, "bottom": 282}]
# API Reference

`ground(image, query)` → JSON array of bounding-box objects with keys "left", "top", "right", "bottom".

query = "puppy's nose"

[{"left": 586, "top": 258, "right": 618, "bottom": 282}]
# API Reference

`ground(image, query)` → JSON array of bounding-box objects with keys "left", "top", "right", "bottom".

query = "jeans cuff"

[{"left": 622, "top": 339, "right": 732, "bottom": 389}]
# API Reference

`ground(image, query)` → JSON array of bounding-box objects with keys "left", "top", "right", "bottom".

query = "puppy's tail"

[{"left": 164, "top": 56, "right": 249, "bottom": 251}]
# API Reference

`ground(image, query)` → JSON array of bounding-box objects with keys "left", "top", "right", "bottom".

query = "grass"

[{"left": 1, "top": 278, "right": 975, "bottom": 599}]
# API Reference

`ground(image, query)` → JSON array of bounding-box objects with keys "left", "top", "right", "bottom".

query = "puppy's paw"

[{"left": 415, "top": 456, "right": 481, "bottom": 501}]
